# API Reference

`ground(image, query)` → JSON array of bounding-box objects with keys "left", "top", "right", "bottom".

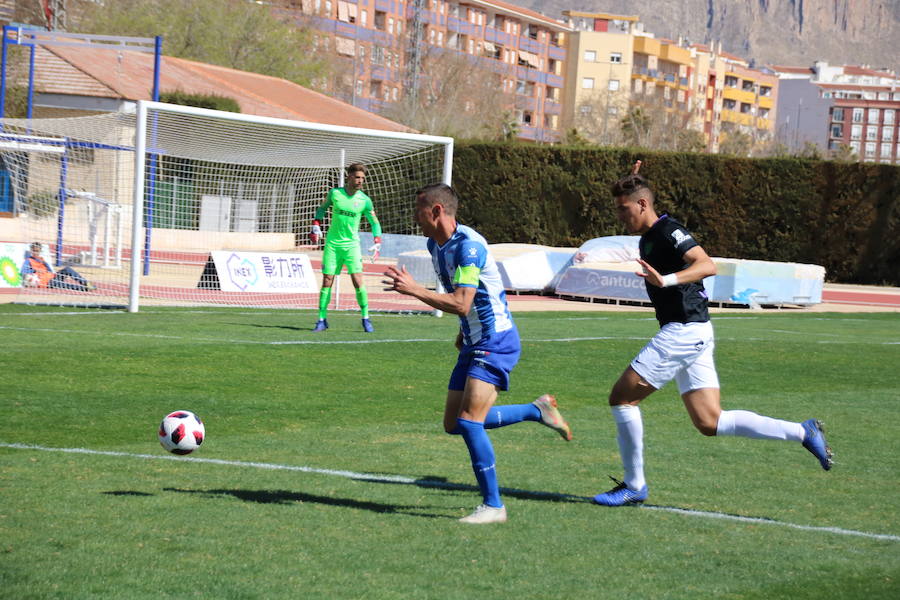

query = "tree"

[
  {"left": 567, "top": 88, "right": 627, "bottom": 146},
  {"left": 718, "top": 124, "right": 754, "bottom": 156},
  {"left": 74, "top": 0, "right": 326, "bottom": 87},
  {"left": 381, "top": 47, "right": 514, "bottom": 140},
  {"left": 619, "top": 88, "right": 703, "bottom": 152},
  {"left": 830, "top": 142, "right": 858, "bottom": 162}
]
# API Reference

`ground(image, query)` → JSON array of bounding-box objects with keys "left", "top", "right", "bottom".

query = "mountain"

[{"left": 516, "top": 0, "right": 900, "bottom": 72}]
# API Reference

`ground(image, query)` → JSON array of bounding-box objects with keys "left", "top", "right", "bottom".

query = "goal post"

[{"left": 0, "top": 101, "right": 453, "bottom": 312}]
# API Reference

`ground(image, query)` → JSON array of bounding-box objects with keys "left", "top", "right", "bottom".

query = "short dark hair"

[
  {"left": 610, "top": 174, "right": 652, "bottom": 200},
  {"left": 346, "top": 162, "right": 366, "bottom": 175},
  {"left": 416, "top": 183, "right": 459, "bottom": 216},
  {"left": 30, "top": 242, "right": 41, "bottom": 249}
]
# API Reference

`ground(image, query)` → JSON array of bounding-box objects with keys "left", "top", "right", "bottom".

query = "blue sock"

[
  {"left": 456, "top": 418, "right": 502, "bottom": 508},
  {"left": 483, "top": 403, "right": 541, "bottom": 429}
]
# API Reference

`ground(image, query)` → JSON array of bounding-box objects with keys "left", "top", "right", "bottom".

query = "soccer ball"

[
  {"left": 158, "top": 410, "right": 205, "bottom": 455},
  {"left": 23, "top": 273, "right": 40, "bottom": 287}
]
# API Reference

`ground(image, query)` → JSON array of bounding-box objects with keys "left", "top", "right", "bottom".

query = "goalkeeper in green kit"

[{"left": 309, "top": 163, "right": 382, "bottom": 332}]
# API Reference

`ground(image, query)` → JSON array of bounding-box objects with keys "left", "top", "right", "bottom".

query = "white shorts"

[{"left": 630, "top": 321, "right": 720, "bottom": 394}]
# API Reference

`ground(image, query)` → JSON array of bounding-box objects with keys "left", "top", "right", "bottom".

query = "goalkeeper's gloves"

[
  {"left": 309, "top": 220, "right": 322, "bottom": 245},
  {"left": 368, "top": 236, "right": 382, "bottom": 262}
]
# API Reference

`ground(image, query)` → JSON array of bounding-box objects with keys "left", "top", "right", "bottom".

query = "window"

[
  {"left": 522, "top": 111, "right": 533, "bottom": 125},
  {"left": 388, "top": 17, "right": 394, "bottom": 34},
  {"left": 582, "top": 77, "right": 594, "bottom": 89},
  {"left": 884, "top": 126, "right": 895, "bottom": 142},
  {"left": 584, "top": 50, "right": 596, "bottom": 62},
  {"left": 832, "top": 107, "right": 844, "bottom": 122},
  {"left": 740, "top": 102, "right": 752, "bottom": 114},
  {"left": 881, "top": 143, "right": 892, "bottom": 157},
  {"left": 579, "top": 104, "right": 591, "bottom": 114},
  {"left": 851, "top": 124, "right": 862, "bottom": 140},
  {"left": 723, "top": 99, "right": 736, "bottom": 110},
  {"left": 725, "top": 75, "right": 738, "bottom": 87},
  {"left": 608, "top": 106, "right": 618, "bottom": 116},
  {"left": 831, "top": 125, "right": 843, "bottom": 138},
  {"left": 759, "top": 107, "right": 770, "bottom": 119},
  {"left": 608, "top": 79, "right": 619, "bottom": 91},
  {"left": 610, "top": 52, "right": 622, "bottom": 63},
  {"left": 868, "top": 108, "right": 880, "bottom": 124},
  {"left": 361, "top": 10, "right": 367, "bottom": 26},
  {"left": 852, "top": 108, "right": 864, "bottom": 122},
  {"left": 885, "top": 109, "right": 896, "bottom": 125},
  {"left": 865, "top": 142, "right": 876, "bottom": 157},
  {"left": 742, "top": 80, "right": 754, "bottom": 91},
  {"left": 866, "top": 126, "right": 877, "bottom": 141},
  {"left": 850, "top": 141, "right": 860, "bottom": 153},
  {"left": 374, "top": 11, "right": 386, "bottom": 30},
  {"left": 759, "top": 86, "right": 772, "bottom": 97}
]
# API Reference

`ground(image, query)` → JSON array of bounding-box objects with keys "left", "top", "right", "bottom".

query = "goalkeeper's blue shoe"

[
  {"left": 593, "top": 477, "right": 648, "bottom": 506},
  {"left": 801, "top": 419, "right": 833, "bottom": 471},
  {"left": 361, "top": 318, "right": 374, "bottom": 333},
  {"left": 313, "top": 319, "right": 329, "bottom": 332}
]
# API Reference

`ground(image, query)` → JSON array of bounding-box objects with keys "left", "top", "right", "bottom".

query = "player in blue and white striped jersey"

[{"left": 384, "top": 183, "right": 572, "bottom": 524}]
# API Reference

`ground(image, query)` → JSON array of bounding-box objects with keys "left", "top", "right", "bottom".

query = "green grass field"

[{"left": 1, "top": 305, "right": 898, "bottom": 599}]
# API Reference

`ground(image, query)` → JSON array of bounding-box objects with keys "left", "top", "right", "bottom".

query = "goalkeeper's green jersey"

[{"left": 315, "top": 187, "right": 382, "bottom": 249}]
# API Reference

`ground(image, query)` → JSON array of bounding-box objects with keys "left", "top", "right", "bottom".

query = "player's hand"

[
  {"left": 368, "top": 236, "right": 382, "bottom": 262},
  {"left": 632, "top": 160, "right": 642, "bottom": 175},
  {"left": 309, "top": 220, "right": 322, "bottom": 245},
  {"left": 383, "top": 264, "right": 415, "bottom": 295},
  {"left": 635, "top": 258, "right": 665, "bottom": 287},
  {"left": 455, "top": 331, "right": 464, "bottom": 351}
]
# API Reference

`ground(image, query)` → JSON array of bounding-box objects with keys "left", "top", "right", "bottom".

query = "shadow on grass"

[
  {"left": 101, "top": 490, "right": 155, "bottom": 497},
  {"left": 163, "top": 487, "right": 454, "bottom": 519},
  {"left": 364, "top": 474, "right": 593, "bottom": 505},
  {"left": 227, "top": 323, "right": 307, "bottom": 332}
]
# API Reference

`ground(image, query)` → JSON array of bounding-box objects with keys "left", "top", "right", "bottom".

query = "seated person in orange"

[{"left": 22, "top": 242, "right": 91, "bottom": 292}]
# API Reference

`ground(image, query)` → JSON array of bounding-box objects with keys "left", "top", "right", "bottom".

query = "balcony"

[{"left": 543, "top": 100, "right": 561, "bottom": 115}]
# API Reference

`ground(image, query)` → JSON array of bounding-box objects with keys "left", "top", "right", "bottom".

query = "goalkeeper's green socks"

[
  {"left": 355, "top": 286, "right": 369, "bottom": 318},
  {"left": 318, "top": 286, "right": 332, "bottom": 320}
]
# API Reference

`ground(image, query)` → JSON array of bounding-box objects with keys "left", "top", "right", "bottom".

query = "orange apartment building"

[{"left": 280, "top": 0, "right": 570, "bottom": 142}]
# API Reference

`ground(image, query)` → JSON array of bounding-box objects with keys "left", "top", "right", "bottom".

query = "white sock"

[
  {"left": 612, "top": 404, "right": 645, "bottom": 490},
  {"left": 716, "top": 409, "right": 804, "bottom": 442}
]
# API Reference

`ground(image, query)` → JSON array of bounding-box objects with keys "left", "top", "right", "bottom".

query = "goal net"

[{"left": 0, "top": 101, "right": 452, "bottom": 312}]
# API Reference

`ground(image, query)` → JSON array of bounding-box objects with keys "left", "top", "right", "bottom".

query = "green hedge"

[{"left": 452, "top": 143, "right": 900, "bottom": 286}]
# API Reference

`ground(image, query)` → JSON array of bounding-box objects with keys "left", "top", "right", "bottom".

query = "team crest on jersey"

[
  {"left": 671, "top": 229, "right": 692, "bottom": 246},
  {"left": 468, "top": 247, "right": 477, "bottom": 256}
]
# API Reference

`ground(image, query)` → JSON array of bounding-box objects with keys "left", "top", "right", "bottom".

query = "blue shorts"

[{"left": 448, "top": 327, "right": 521, "bottom": 392}]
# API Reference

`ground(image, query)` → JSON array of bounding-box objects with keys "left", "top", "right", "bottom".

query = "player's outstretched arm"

[{"left": 383, "top": 265, "right": 475, "bottom": 316}]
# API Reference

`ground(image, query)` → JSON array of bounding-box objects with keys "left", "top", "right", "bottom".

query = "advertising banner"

[{"left": 204, "top": 251, "right": 318, "bottom": 293}]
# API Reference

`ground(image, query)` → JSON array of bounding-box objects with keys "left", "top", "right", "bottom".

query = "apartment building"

[
  {"left": 560, "top": 12, "right": 637, "bottom": 142},
  {"left": 771, "top": 61, "right": 900, "bottom": 163},
  {"left": 283, "top": 0, "right": 569, "bottom": 142}
]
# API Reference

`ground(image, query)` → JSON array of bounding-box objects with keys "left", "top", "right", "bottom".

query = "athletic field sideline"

[{"left": 1, "top": 305, "right": 897, "bottom": 599}]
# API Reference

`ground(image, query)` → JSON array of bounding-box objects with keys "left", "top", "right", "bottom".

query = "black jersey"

[{"left": 640, "top": 214, "right": 710, "bottom": 326}]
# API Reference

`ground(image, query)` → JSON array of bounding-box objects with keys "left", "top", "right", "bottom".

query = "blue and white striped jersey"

[{"left": 427, "top": 224, "right": 515, "bottom": 346}]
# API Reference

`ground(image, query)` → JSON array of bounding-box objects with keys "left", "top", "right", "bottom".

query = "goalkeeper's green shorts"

[{"left": 321, "top": 243, "right": 362, "bottom": 275}]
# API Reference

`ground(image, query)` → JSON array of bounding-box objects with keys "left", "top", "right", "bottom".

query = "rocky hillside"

[{"left": 518, "top": 0, "right": 899, "bottom": 72}]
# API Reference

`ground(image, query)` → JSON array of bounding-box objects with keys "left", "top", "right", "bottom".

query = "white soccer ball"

[
  {"left": 23, "top": 273, "right": 40, "bottom": 287},
  {"left": 158, "top": 410, "right": 206, "bottom": 455}
]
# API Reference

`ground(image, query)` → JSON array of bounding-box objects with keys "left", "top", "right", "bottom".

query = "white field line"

[
  {"left": 2, "top": 442, "right": 898, "bottom": 543},
  {"left": 1, "top": 325, "right": 896, "bottom": 346}
]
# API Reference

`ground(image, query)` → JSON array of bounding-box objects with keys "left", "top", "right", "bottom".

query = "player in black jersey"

[{"left": 593, "top": 165, "right": 833, "bottom": 507}]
